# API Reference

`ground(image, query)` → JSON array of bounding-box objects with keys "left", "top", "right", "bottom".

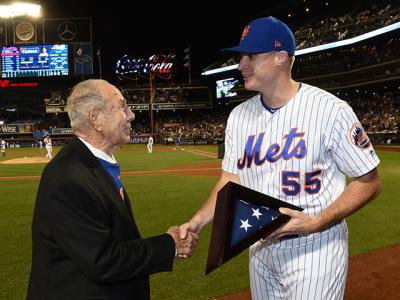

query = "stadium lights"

[
  {"left": 295, "top": 21, "right": 400, "bottom": 55},
  {"left": 201, "top": 64, "right": 238, "bottom": 76},
  {"left": 0, "top": 2, "right": 41, "bottom": 18},
  {"left": 202, "top": 21, "right": 400, "bottom": 76}
]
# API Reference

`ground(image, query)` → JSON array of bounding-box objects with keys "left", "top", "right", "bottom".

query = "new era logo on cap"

[{"left": 222, "top": 16, "right": 296, "bottom": 56}]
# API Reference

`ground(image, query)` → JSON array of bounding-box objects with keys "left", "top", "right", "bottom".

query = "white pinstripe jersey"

[{"left": 222, "top": 83, "right": 380, "bottom": 216}]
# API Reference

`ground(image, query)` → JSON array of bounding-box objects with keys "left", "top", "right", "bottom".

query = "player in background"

[
  {"left": 147, "top": 136, "right": 154, "bottom": 153},
  {"left": 44, "top": 135, "right": 53, "bottom": 159},
  {"left": 174, "top": 132, "right": 182, "bottom": 151},
  {"left": 180, "top": 17, "right": 381, "bottom": 300},
  {"left": 0, "top": 139, "right": 6, "bottom": 157}
]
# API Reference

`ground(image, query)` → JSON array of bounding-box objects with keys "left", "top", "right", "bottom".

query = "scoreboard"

[{"left": 1, "top": 44, "right": 69, "bottom": 78}]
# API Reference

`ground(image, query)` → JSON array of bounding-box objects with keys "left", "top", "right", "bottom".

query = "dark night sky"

[{"left": 38, "top": 0, "right": 378, "bottom": 80}]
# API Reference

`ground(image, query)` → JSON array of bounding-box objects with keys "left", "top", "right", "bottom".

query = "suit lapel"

[
  {"left": 68, "top": 137, "right": 134, "bottom": 221},
  {"left": 123, "top": 189, "right": 135, "bottom": 220}
]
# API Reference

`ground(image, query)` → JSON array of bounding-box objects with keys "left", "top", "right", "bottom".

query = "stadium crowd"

[
  {"left": 295, "top": 3, "right": 399, "bottom": 48},
  {"left": 157, "top": 111, "right": 227, "bottom": 143},
  {"left": 293, "top": 36, "right": 400, "bottom": 80},
  {"left": 204, "top": 2, "right": 400, "bottom": 72},
  {"left": 348, "top": 89, "right": 399, "bottom": 134}
]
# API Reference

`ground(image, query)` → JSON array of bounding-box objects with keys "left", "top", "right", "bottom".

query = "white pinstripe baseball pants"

[{"left": 250, "top": 222, "right": 348, "bottom": 300}]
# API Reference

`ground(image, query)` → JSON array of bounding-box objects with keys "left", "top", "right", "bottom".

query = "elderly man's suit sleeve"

[{"left": 43, "top": 179, "right": 175, "bottom": 284}]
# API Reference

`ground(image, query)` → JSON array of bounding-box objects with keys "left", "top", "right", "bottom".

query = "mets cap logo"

[
  {"left": 350, "top": 122, "right": 371, "bottom": 149},
  {"left": 241, "top": 25, "right": 250, "bottom": 40}
]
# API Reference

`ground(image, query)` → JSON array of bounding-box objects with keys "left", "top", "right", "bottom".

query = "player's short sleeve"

[
  {"left": 329, "top": 103, "right": 380, "bottom": 178},
  {"left": 222, "top": 111, "right": 239, "bottom": 174}
]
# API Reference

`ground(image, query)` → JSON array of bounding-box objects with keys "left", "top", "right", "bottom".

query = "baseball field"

[{"left": 0, "top": 144, "right": 399, "bottom": 300}]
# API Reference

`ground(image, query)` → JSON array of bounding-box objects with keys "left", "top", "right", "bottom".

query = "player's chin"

[
  {"left": 243, "top": 79, "right": 255, "bottom": 90},
  {"left": 244, "top": 81, "right": 261, "bottom": 92}
]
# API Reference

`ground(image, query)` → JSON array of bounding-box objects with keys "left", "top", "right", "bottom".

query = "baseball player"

[
  {"left": 44, "top": 135, "right": 53, "bottom": 159},
  {"left": 180, "top": 17, "right": 381, "bottom": 300},
  {"left": 174, "top": 133, "right": 181, "bottom": 151},
  {"left": 0, "top": 139, "right": 6, "bottom": 157},
  {"left": 147, "top": 136, "right": 154, "bottom": 153}
]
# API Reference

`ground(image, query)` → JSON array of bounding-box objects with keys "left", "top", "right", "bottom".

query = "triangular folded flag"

[{"left": 205, "top": 181, "right": 303, "bottom": 275}]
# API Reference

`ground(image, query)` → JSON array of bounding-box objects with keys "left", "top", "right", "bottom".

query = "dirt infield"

[
  {"left": 163, "top": 161, "right": 221, "bottom": 177},
  {"left": 374, "top": 145, "right": 400, "bottom": 152},
  {"left": 0, "top": 157, "right": 49, "bottom": 164},
  {"left": 217, "top": 244, "right": 400, "bottom": 300}
]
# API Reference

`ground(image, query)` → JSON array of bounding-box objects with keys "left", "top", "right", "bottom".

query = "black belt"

[{"left": 280, "top": 234, "right": 300, "bottom": 241}]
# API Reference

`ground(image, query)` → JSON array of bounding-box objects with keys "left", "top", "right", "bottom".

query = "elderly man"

[{"left": 27, "top": 79, "right": 197, "bottom": 300}]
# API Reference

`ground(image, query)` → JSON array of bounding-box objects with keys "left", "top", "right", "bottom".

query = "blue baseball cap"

[{"left": 221, "top": 17, "right": 296, "bottom": 56}]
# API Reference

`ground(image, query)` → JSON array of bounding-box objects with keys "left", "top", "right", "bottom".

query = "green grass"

[
  {"left": 0, "top": 145, "right": 399, "bottom": 299},
  {"left": 346, "top": 151, "right": 400, "bottom": 256}
]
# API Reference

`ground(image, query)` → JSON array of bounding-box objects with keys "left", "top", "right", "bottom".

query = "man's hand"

[
  {"left": 264, "top": 208, "right": 322, "bottom": 243},
  {"left": 167, "top": 226, "right": 198, "bottom": 259}
]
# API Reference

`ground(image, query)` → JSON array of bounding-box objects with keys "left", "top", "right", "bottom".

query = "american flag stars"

[
  {"left": 239, "top": 219, "right": 252, "bottom": 232},
  {"left": 230, "top": 199, "right": 280, "bottom": 247}
]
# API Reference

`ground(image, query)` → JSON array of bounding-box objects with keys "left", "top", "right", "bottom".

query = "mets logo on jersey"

[
  {"left": 350, "top": 122, "right": 371, "bottom": 149},
  {"left": 237, "top": 128, "right": 307, "bottom": 170}
]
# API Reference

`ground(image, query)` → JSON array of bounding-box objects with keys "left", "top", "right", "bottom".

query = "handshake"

[{"left": 167, "top": 222, "right": 200, "bottom": 259}]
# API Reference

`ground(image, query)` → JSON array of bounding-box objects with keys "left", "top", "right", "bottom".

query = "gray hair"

[{"left": 66, "top": 79, "right": 109, "bottom": 131}]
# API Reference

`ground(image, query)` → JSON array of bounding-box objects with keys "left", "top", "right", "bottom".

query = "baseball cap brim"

[{"left": 221, "top": 45, "right": 271, "bottom": 53}]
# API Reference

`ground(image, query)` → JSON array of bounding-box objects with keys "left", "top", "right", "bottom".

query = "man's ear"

[
  {"left": 275, "top": 51, "right": 289, "bottom": 67},
  {"left": 88, "top": 108, "right": 103, "bottom": 132}
]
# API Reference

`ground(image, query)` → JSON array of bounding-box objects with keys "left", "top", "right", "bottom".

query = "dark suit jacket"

[{"left": 27, "top": 137, "right": 176, "bottom": 300}]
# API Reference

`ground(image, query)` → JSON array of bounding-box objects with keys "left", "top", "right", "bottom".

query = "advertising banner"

[{"left": 0, "top": 124, "right": 34, "bottom": 134}]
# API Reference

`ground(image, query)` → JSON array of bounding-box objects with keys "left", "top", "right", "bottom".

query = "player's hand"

[
  {"left": 167, "top": 226, "right": 198, "bottom": 259},
  {"left": 264, "top": 208, "right": 322, "bottom": 242},
  {"left": 177, "top": 221, "right": 201, "bottom": 258},
  {"left": 179, "top": 220, "right": 201, "bottom": 240}
]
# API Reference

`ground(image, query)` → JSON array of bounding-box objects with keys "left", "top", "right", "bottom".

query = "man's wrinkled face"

[{"left": 100, "top": 84, "right": 135, "bottom": 147}]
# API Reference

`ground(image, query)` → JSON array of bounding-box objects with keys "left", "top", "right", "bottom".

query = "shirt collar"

[{"left": 78, "top": 136, "right": 117, "bottom": 164}]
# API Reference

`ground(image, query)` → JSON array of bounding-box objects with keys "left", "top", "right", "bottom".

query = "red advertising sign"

[{"left": 0, "top": 79, "right": 38, "bottom": 88}]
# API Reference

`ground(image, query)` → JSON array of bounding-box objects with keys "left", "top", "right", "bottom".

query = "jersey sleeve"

[
  {"left": 222, "top": 111, "right": 239, "bottom": 174},
  {"left": 329, "top": 103, "right": 380, "bottom": 178}
]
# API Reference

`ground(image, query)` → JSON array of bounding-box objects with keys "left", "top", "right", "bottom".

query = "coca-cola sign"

[{"left": 115, "top": 54, "right": 175, "bottom": 77}]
